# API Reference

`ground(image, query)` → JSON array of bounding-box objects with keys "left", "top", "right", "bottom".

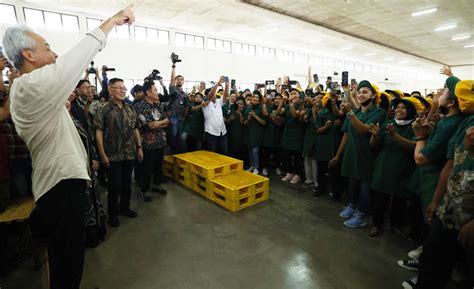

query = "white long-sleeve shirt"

[{"left": 9, "top": 28, "right": 107, "bottom": 201}]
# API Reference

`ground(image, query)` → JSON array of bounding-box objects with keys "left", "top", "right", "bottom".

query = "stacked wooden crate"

[{"left": 165, "top": 150, "right": 270, "bottom": 212}]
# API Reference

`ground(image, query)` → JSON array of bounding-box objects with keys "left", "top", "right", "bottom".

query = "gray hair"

[{"left": 1, "top": 25, "right": 36, "bottom": 70}]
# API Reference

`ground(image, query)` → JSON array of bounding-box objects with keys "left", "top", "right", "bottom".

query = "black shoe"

[
  {"left": 369, "top": 226, "right": 382, "bottom": 237},
  {"left": 108, "top": 215, "right": 120, "bottom": 227},
  {"left": 141, "top": 192, "right": 152, "bottom": 202},
  {"left": 119, "top": 209, "right": 138, "bottom": 218},
  {"left": 152, "top": 187, "right": 167, "bottom": 195}
]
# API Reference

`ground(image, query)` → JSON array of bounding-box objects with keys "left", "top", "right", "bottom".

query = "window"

[
  {"left": 87, "top": 18, "right": 128, "bottom": 39},
  {"left": 24, "top": 8, "right": 44, "bottom": 28},
  {"left": 294, "top": 52, "right": 308, "bottom": 63},
  {"left": 276, "top": 50, "right": 293, "bottom": 61},
  {"left": 87, "top": 18, "right": 103, "bottom": 30},
  {"left": 0, "top": 4, "right": 17, "bottom": 24},
  {"left": 235, "top": 42, "right": 256, "bottom": 56},
  {"left": 158, "top": 30, "right": 169, "bottom": 45},
  {"left": 176, "top": 33, "right": 185, "bottom": 47},
  {"left": 115, "top": 25, "right": 130, "bottom": 39},
  {"left": 208, "top": 38, "right": 231, "bottom": 53},
  {"left": 175, "top": 33, "right": 203, "bottom": 49},
  {"left": 135, "top": 26, "right": 147, "bottom": 40},
  {"left": 264, "top": 47, "right": 275, "bottom": 58},
  {"left": 25, "top": 8, "right": 78, "bottom": 32}
]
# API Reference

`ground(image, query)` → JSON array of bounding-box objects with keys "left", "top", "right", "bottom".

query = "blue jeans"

[
  {"left": 347, "top": 178, "right": 371, "bottom": 215},
  {"left": 248, "top": 147, "right": 260, "bottom": 170},
  {"left": 169, "top": 116, "right": 184, "bottom": 154},
  {"left": 206, "top": 132, "right": 228, "bottom": 155}
]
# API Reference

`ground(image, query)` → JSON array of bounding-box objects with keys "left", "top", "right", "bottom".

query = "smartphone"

[
  {"left": 341, "top": 71, "right": 349, "bottom": 86},
  {"left": 289, "top": 80, "right": 297, "bottom": 85},
  {"left": 231, "top": 79, "right": 236, "bottom": 87},
  {"left": 265, "top": 80, "right": 275, "bottom": 85},
  {"left": 223, "top": 76, "right": 229, "bottom": 83},
  {"left": 313, "top": 74, "right": 319, "bottom": 83},
  {"left": 327, "top": 76, "right": 332, "bottom": 82}
]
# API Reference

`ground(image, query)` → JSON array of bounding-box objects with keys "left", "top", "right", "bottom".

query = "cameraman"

[{"left": 168, "top": 59, "right": 188, "bottom": 153}]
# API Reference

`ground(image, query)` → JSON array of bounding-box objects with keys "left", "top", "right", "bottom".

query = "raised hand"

[{"left": 368, "top": 123, "right": 380, "bottom": 135}]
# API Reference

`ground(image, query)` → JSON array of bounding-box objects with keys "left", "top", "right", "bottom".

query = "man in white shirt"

[
  {"left": 202, "top": 76, "right": 229, "bottom": 155},
  {"left": 2, "top": 6, "right": 135, "bottom": 289}
]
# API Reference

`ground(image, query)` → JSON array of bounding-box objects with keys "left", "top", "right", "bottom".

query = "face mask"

[
  {"left": 360, "top": 98, "right": 373, "bottom": 107},
  {"left": 394, "top": 119, "right": 414, "bottom": 126}
]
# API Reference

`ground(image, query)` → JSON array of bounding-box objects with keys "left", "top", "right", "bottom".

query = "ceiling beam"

[{"left": 240, "top": 0, "right": 457, "bottom": 67}]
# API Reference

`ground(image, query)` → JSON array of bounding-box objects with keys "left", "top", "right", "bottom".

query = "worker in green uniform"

[
  {"left": 278, "top": 88, "right": 305, "bottom": 184},
  {"left": 330, "top": 80, "right": 387, "bottom": 228},
  {"left": 368, "top": 97, "right": 419, "bottom": 237},
  {"left": 181, "top": 92, "right": 205, "bottom": 152},
  {"left": 226, "top": 97, "right": 246, "bottom": 162},
  {"left": 243, "top": 91, "right": 266, "bottom": 174},
  {"left": 315, "top": 92, "right": 344, "bottom": 198},
  {"left": 261, "top": 93, "right": 284, "bottom": 176}
]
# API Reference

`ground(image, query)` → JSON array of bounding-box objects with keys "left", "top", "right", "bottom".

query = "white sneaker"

[
  {"left": 401, "top": 276, "right": 417, "bottom": 289},
  {"left": 408, "top": 245, "right": 423, "bottom": 260},
  {"left": 281, "top": 173, "right": 294, "bottom": 182},
  {"left": 275, "top": 167, "right": 282, "bottom": 176},
  {"left": 246, "top": 166, "right": 254, "bottom": 172},
  {"left": 252, "top": 168, "right": 259, "bottom": 175},
  {"left": 261, "top": 168, "right": 268, "bottom": 176},
  {"left": 290, "top": 174, "right": 301, "bottom": 184}
]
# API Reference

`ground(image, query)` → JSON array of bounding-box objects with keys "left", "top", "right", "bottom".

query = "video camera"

[
  {"left": 171, "top": 52, "right": 182, "bottom": 64},
  {"left": 88, "top": 61, "right": 115, "bottom": 74},
  {"left": 145, "top": 69, "right": 162, "bottom": 81}
]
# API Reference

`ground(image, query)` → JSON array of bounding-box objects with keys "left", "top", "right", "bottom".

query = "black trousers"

[
  {"left": 108, "top": 161, "right": 134, "bottom": 216},
  {"left": 418, "top": 216, "right": 474, "bottom": 289},
  {"left": 31, "top": 179, "right": 87, "bottom": 289},
  {"left": 281, "top": 149, "right": 303, "bottom": 176},
  {"left": 141, "top": 148, "right": 164, "bottom": 192},
  {"left": 371, "top": 191, "right": 406, "bottom": 229}
]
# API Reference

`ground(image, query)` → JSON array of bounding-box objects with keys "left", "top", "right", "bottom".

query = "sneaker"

[
  {"left": 339, "top": 205, "right": 356, "bottom": 219},
  {"left": 290, "top": 174, "right": 301, "bottom": 184},
  {"left": 301, "top": 180, "right": 314, "bottom": 189},
  {"left": 275, "top": 167, "right": 282, "bottom": 176},
  {"left": 246, "top": 166, "right": 254, "bottom": 172},
  {"left": 261, "top": 168, "right": 269, "bottom": 176},
  {"left": 108, "top": 215, "right": 120, "bottom": 227},
  {"left": 281, "top": 173, "right": 294, "bottom": 182},
  {"left": 252, "top": 168, "right": 259, "bottom": 175},
  {"left": 401, "top": 276, "right": 417, "bottom": 289},
  {"left": 118, "top": 209, "right": 138, "bottom": 218},
  {"left": 408, "top": 245, "right": 423, "bottom": 260},
  {"left": 343, "top": 213, "right": 366, "bottom": 228},
  {"left": 152, "top": 187, "right": 167, "bottom": 195},
  {"left": 141, "top": 192, "right": 152, "bottom": 202},
  {"left": 397, "top": 259, "right": 419, "bottom": 271}
]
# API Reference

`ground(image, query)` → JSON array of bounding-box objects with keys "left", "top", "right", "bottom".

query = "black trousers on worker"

[
  {"left": 417, "top": 216, "right": 474, "bottom": 289},
  {"left": 30, "top": 179, "right": 87, "bottom": 289},
  {"left": 141, "top": 148, "right": 164, "bottom": 193},
  {"left": 371, "top": 191, "right": 406, "bottom": 229},
  {"left": 108, "top": 160, "right": 134, "bottom": 217},
  {"left": 281, "top": 149, "right": 303, "bottom": 176}
]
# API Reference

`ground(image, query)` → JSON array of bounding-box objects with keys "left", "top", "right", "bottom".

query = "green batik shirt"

[
  {"left": 95, "top": 100, "right": 140, "bottom": 162},
  {"left": 437, "top": 115, "right": 474, "bottom": 230}
]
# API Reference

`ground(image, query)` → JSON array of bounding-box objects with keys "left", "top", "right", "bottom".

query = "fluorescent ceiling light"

[
  {"left": 465, "top": 44, "right": 474, "bottom": 48},
  {"left": 384, "top": 57, "right": 395, "bottom": 61},
  {"left": 412, "top": 8, "right": 437, "bottom": 17},
  {"left": 365, "top": 52, "right": 376, "bottom": 56},
  {"left": 435, "top": 24, "right": 457, "bottom": 31},
  {"left": 452, "top": 35, "right": 471, "bottom": 41},
  {"left": 341, "top": 46, "right": 353, "bottom": 50}
]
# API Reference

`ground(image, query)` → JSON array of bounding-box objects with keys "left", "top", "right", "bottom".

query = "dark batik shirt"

[
  {"left": 134, "top": 100, "right": 167, "bottom": 150},
  {"left": 94, "top": 100, "right": 139, "bottom": 162}
]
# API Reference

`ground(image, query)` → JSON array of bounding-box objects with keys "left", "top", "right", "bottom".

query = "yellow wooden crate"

[
  {"left": 210, "top": 171, "right": 269, "bottom": 201},
  {"left": 173, "top": 150, "right": 243, "bottom": 179},
  {"left": 163, "top": 155, "right": 174, "bottom": 178},
  {"left": 190, "top": 173, "right": 212, "bottom": 198},
  {"left": 173, "top": 167, "right": 192, "bottom": 188},
  {"left": 210, "top": 189, "right": 269, "bottom": 212}
]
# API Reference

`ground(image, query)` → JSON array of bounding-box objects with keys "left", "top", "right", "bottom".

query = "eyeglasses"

[{"left": 110, "top": 86, "right": 128, "bottom": 91}]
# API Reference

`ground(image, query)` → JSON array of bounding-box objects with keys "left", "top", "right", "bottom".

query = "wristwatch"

[
  {"left": 346, "top": 111, "right": 354, "bottom": 118},
  {"left": 415, "top": 137, "right": 427, "bottom": 142}
]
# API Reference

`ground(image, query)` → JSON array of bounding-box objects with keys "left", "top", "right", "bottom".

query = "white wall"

[{"left": 1, "top": 1, "right": 470, "bottom": 95}]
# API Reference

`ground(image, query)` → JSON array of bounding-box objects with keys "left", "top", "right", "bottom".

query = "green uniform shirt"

[
  {"left": 313, "top": 107, "right": 340, "bottom": 161},
  {"left": 280, "top": 104, "right": 305, "bottom": 151},
  {"left": 302, "top": 109, "right": 318, "bottom": 157},
  {"left": 370, "top": 119, "right": 416, "bottom": 197},
  {"left": 407, "top": 113, "right": 466, "bottom": 208},
  {"left": 183, "top": 103, "right": 204, "bottom": 138},
  {"left": 263, "top": 104, "right": 283, "bottom": 148},
  {"left": 243, "top": 104, "right": 266, "bottom": 148},
  {"left": 340, "top": 105, "right": 387, "bottom": 181},
  {"left": 437, "top": 115, "right": 474, "bottom": 230}
]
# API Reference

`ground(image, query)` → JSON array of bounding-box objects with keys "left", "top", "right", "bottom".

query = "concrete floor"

[{"left": 2, "top": 175, "right": 415, "bottom": 289}]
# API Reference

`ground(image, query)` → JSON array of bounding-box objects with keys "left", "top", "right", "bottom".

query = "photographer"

[
  {"left": 1, "top": 6, "right": 135, "bottom": 288},
  {"left": 168, "top": 55, "right": 187, "bottom": 153}
]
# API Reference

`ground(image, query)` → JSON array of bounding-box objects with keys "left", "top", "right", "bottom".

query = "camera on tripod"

[
  {"left": 145, "top": 69, "right": 162, "bottom": 81},
  {"left": 171, "top": 53, "right": 181, "bottom": 64}
]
